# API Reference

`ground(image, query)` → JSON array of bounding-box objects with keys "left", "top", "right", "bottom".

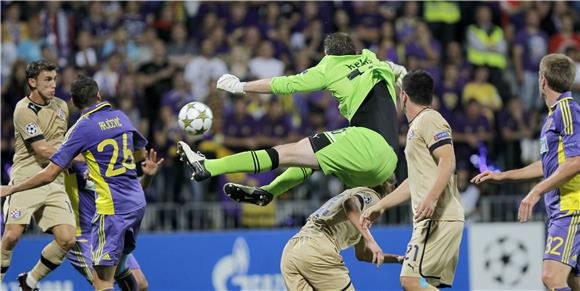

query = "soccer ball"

[{"left": 178, "top": 102, "right": 213, "bottom": 135}]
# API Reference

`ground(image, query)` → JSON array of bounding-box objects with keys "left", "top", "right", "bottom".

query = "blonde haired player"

[{"left": 361, "top": 70, "right": 464, "bottom": 290}]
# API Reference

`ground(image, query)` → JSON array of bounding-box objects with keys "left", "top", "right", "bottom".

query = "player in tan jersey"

[
  {"left": 361, "top": 70, "right": 464, "bottom": 290},
  {"left": 1, "top": 60, "right": 81, "bottom": 290},
  {"left": 281, "top": 178, "right": 403, "bottom": 291}
]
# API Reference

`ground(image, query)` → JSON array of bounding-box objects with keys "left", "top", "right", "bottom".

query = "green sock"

[
  {"left": 205, "top": 150, "right": 274, "bottom": 176},
  {"left": 262, "top": 167, "right": 313, "bottom": 197}
]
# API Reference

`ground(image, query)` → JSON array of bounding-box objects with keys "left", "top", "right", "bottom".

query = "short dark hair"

[
  {"left": 540, "top": 53, "right": 576, "bottom": 93},
  {"left": 71, "top": 75, "right": 99, "bottom": 109},
  {"left": 323, "top": 33, "right": 356, "bottom": 56},
  {"left": 402, "top": 70, "right": 434, "bottom": 106},
  {"left": 25, "top": 60, "right": 57, "bottom": 89}
]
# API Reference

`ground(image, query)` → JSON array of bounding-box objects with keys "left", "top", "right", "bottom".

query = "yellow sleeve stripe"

[{"left": 561, "top": 100, "right": 574, "bottom": 135}]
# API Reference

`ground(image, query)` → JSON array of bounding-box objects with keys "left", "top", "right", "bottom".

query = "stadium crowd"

[{"left": 1, "top": 1, "right": 580, "bottom": 227}]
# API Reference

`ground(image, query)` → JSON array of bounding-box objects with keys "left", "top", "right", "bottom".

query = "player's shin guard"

[
  {"left": 29, "top": 240, "right": 67, "bottom": 285},
  {"left": 205, "top": 148, "right": 279, "bottom": 176},
  {"left": 115, "top": 268, "right": 138, "bottom": 291},
  {"left": 262, "top": 167, "right": 313, "bottom": 197},
  {"left": 1, "top": 249, "right": 12, "bottom": 281}
]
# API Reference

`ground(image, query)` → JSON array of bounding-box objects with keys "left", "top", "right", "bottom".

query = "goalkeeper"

[{"left": 178, "top": 32, "right": 407, "bottom": 206}]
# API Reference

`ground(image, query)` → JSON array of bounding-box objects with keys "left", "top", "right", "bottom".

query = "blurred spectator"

[
  {"left": 122, "top": 2, "right": 149, "bottom": 40},
  {"left": 227, "top": 45, "right": 251, "bottom": 80},
  {"left": 405, "top": 22, "right": 442, "bottom": 81},
  {"left": 153, "top": 3, "right": 176, "bottom": 42},
  {"left": 453, "top": 99, "right": 493, "bottom": 167},
  {"left": 40, "top": 2, "right": 74, "bottom": 65},
  {"left": 462, "top": 66, "right": 503, "bottom": 118},
  {"left": 222, "top": 96, "right": 259, "bottom": 152},
  {"left": 74, "top": 30, "right": 98, "bottom": 74},
  {"left": 137, "top": 39, "right": 175, "bottom": 136},
  {"left": 1, "top": 60, "right": 28, "bottom": 109},
  {"left": 423, "top": 1, "right": 461, "bottom": 47},
  {"left": 333, "top": 9, "right": 351, "bottom": 34},
  {"left": 497, "top": 98, "right": 533, "bottom": 170},
  {"left": 513, "top": 9, "right": 548, "bottom": 110},
  {"left": 2, "top": 3, "right": 28, "bottom": 44},
  {"left": 256, "top": 96, "right": 297, "bottom": 147},
  {"left": 435, "top": 64, "right": 463, "bottom": 121},
  {"left": 249, "top": 40, "right": 285, "bottom": 79},
  {"left": 445, "top": 41, "right": 472, "bottom": 85},
  {"left": 161, "top": 69, "right": 195, "bottom": 114},
  {"left": 167, "top": 23, "right": 197, "bottom": 66},
  {"left": 94, "top": 52, "right": 123, "bottom": 100},
  {"left": 55, "top": 65, "right": 76, "bottom": 101},
  {"left": 564, "top": 46, "right": 580, "bottom": 102},
  {"left": 466, "top": 5, "right": 508, "bottom": 90},
  {"left": 377, "top": 22, "right": 399, "bottom": 63},
  {"left": 102, "top": 26, "right": 139, "bottom": 64},
  {"left": 395, "top": 1, "right": 420, "bottom": 45},
  {"left": 549, "top": 13, "right": 580, "bottom": 53},
  {"left": 184, "top": 39, "right": 227, "bottom": 101},
  {"left": 17, "top": 15, "right": 46, "bottom": 63},
  {"left": 79, "top": 1, "right": 115, "bottom": 46}
]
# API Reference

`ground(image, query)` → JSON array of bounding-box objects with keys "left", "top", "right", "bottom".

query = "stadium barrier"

[{"left": 2, "top": 222, "right": 545, "bottom": 290}]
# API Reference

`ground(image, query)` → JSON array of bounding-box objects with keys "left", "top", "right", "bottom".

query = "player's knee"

[
  {"left": 542, "top": 268, "right": 566, "bottom": 288},
  {"left": 400, "top": 277, "right": 420, "bottom": 291},
  {"left": 55, "top": 233, "right": 76, "bottom": 250},
  {"left": 2, "top": 230, "right": 23, "bottom": 249}
]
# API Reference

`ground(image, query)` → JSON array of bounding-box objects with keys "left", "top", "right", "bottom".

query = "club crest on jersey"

[
  {"left": 57, "top": 108, "right": 66, "bottom": 120},
  {"left": 363, "top": 196, "right": 372, "bottom": 204},
  {"left": 25, "top": 122, "right": 38, "bottom": 135},
  {"left": 407, "top": 129, "right": 415, "bottom": 141},
  {"left": 10, "top": 208, "right": 22, "bottom": 219}
]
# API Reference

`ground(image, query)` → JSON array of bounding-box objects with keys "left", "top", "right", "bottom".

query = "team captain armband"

[{"left": 429, "top": 131, "right": 452, "bottom": 153}]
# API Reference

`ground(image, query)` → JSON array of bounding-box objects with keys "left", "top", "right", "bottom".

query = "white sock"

[{"left": 26, "top": 271, "right": 39, "bottom": 288}]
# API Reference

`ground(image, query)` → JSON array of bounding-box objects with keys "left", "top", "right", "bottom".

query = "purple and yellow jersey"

[
  {"left": 64, "top": 162, "right": 96, "bottom": 237},
  {"left": 51, "top": 101, "right": 147, "bottom": 215},
  {"left": 540, "top": 92, "right": 580, "bottom": 220}
]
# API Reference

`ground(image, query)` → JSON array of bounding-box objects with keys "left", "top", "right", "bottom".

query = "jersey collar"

[
  {"left": 82, "top": 101, "right": 112, "bottom": 117},
  {"left": 550, "top": 91, "right": 573, "bottom": 110}
]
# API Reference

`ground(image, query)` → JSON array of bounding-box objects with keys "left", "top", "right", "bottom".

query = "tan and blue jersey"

[
  {"left": 540, "top": 91, "right": 580, "bottom": 220},
  {"left": 51, "top": 101, "right": 147, "bottom": 215}
]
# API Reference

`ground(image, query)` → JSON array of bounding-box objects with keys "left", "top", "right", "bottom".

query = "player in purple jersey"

[
  {"left": 473, "top": 54, "right": 580, "bottom": 290},
  {"left": 1, "top": 76, "right": 156, "bottom": 291},
  {"left": 65, "top": 151, "right": 161, "bottom": 291}
]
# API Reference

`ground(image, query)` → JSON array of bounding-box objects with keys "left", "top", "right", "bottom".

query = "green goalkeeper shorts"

[{"left": 308, "top": 126, "right": 397, "bottom": 188}]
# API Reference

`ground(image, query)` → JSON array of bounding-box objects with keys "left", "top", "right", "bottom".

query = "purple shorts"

[
  {"left": 91, "top": 207, "right": 145, "bottom": 266},
  {"left": 67, "top": 234, "right": 142, "bottom": 283},
  {"left": 544, "top": 215, "right": 580, "bottom": 276}
]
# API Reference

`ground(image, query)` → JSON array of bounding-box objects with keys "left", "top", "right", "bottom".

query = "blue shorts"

[
  {"left": 91, "top": 207, "right": 145, "bottom": 266},
  {"left": 68, "top": 232, "right": 143, "bottom": 282},
  {"left": 544, "top": 215, "right": 580, "bottom": 276}
]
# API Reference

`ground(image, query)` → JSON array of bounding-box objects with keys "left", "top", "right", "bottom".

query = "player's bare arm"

[
  {"left": 0, "top": 162, "right": 63, "bottom": 197},
  {"left": 354, "top": 239, "right": 404, "bottom": 265},
  {"left": 415, "top": 143, "right": 456, "bottom": 222},
  {"left": 518, "top": 156, "right": 580, "bottom": 223},
  {"left": 343, "top": 196, "right": 384, "bottom": 267},
  {"left": 360, "top": 180, "right": 411, "bottom": 229},
  {"left": 471, "top": 160, "right": 543, "bottom": 184},
  {"left": 29, "top": 139, "right": 84, "bottom": 163}
]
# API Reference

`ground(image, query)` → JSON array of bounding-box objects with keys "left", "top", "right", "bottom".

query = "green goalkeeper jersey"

[{"left": 270, "top": 49, "right": 397, "bottom": 121}]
